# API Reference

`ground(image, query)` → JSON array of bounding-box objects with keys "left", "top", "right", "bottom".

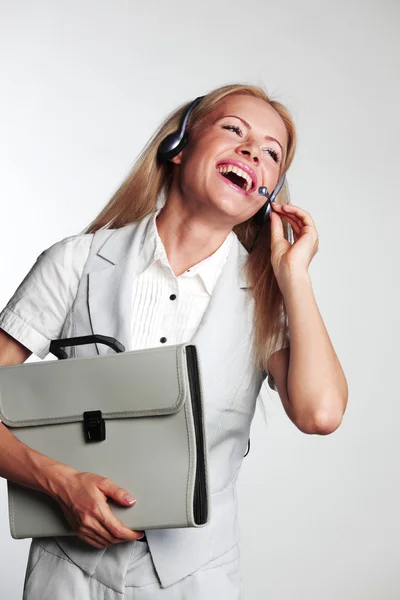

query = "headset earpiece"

[{"left": 158, "top": 96, "right": 204, "bottom": 161}]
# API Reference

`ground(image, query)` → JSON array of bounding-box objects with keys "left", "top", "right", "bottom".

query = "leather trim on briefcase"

[{"left": 0, "top": 338, "right": 209, "bottom": 539}]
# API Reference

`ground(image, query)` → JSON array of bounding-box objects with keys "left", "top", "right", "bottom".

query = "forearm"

[
  {"left": 0, "top": 422, "right": 75, "bottom": 498},
  {"left": 282, "top": 269, "right": 348, "bottom": 431}
]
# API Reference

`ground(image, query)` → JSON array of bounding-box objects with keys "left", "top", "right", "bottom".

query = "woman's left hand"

[{"left": 269, "top": 201, "right": 319, "bottom": 284}]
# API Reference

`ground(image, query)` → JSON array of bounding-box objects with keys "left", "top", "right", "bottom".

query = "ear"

[{"left": 170, "top": 151, "right": 183, "bottom": 165}]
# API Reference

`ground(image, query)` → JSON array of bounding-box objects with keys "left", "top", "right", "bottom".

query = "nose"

[{"left": 236, "top": 141, "right": 260, "bottom": 165}]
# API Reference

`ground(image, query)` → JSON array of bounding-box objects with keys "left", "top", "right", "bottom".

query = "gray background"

[{"left": 1, "top": 0, "right": 399, "bottom": 597}]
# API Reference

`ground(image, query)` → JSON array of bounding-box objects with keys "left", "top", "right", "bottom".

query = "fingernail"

[{"left": 124, "top": 495, "right": 136, "bottom": 505}]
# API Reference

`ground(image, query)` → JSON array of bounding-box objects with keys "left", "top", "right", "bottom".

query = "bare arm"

[
  {"left": 0, "top": 328, "right": 32, "bottom": 364},
  {"left": 0, "top": 328, "right": 143, "bottom": 547},
  {"left": 268, "top": 202, "right": 348, "bottom": 435},
  {"left": 0, "top": 329, "right": 74, "bottom": 494}
]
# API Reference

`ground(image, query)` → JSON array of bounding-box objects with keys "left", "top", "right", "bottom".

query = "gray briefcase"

[{"left": 0, "top": 335, "right": 209, "bottom": 539}]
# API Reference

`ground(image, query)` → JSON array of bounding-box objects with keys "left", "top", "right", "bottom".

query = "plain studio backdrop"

[{"left": 0, "top": 1, "right": 399, "bottom": 598}]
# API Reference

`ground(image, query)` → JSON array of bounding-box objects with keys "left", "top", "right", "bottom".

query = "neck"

[{"left": 156, "top": 185, "right": 233, "bottom": 277}]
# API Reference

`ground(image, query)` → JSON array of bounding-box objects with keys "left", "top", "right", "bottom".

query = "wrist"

[
  {"left": 277, "top": 266, "right": 311, "bottom": 297},
  {"left": 31, "top": 453, "right": 77, "bottom": 500}
]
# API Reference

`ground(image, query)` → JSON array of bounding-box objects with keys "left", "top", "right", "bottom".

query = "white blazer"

[{"left": 42, "top": 213, "right": 266, "bottom": 589}]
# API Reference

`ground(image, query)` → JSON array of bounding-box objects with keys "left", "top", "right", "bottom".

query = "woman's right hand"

[{"left": 50, "top": 466, "right": 144, "bottom": 548}]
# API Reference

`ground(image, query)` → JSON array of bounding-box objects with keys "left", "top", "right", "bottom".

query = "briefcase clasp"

[{"left": 83, "top": 410, "right": 106, "bottom": 442}]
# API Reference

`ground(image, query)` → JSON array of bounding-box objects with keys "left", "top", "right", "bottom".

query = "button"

[
  {"left": 160, "top": 337, "right": 167, "bottom": 344},
  {"left": 169, "top": 294, "right": 176, "bottom": 301}
]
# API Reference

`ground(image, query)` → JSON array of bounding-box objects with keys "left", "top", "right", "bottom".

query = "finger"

[
  {"left": 99, "top": 519, "right": 144, "bottom": 543},
  {"left": 273, "top": 202, "right": 307, "bottom": 226},
  {"left": 90, "top": 520, "right": 126, "bottom": 545},
  {"left": 77, "top": 531, "right": 108, "bottom": 549},
  {"left": 277, "top": 208, "right": 317, "bottom": 241},
  {"left": 99, "top": 507, "right": 144, "bottom": 541},
  {"left": 274, "top": 211, "right": 302, "bottom": 241},
  {"left": 279, "top": 214, "right": 302, "bottom": 238},
  {"left": 275, "top": 209, "right": 300, "bottom": 229},
  {"left": 272, "top": 209, "right": 301, "bottom": 238},
  {"left": 283, "top": 214, "right": 318, "bottom": 242},
  {"left": 97, "top": 478, "right": 136, "bottom": 507},
  {"left": 281, "top": 204, "right": 315, "bottom": 227},
  {"left": 270, "top": 209, "right": 286, "bottom": 239},
  {"left": 273, "top": 204, "right": 303, "bottom": 230},
  {"left": 83, "top": 529, "right": 110, "bottom": 547},
  {"left": 79, "top": 517, "right": 116, "bottom": 546}
]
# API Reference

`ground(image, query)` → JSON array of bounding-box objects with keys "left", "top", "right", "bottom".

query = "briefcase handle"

[{"left": 49, "top": 334, "right": 125, "bottom": 360}]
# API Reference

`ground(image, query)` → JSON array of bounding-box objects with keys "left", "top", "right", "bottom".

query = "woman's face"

[{"left": 171, "top": 94, "right": 288, "bottom": 226}]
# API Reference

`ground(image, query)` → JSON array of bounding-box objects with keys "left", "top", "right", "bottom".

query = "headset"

[{"left": 157, "top": 95, "right": 286, "bottom": 229}]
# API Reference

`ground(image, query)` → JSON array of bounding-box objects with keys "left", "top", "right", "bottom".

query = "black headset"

[{"left": 157, "top": 95, "right": 286, "bottom": 229}]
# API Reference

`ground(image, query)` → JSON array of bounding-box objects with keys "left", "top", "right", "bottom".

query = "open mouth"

[{"left": 216, "top": 163, "right": 255, "bottom": 193}]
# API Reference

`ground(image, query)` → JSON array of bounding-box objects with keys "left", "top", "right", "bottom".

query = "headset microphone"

[{"left": 254, "top": 174, "right": 286, "bottom": 227}]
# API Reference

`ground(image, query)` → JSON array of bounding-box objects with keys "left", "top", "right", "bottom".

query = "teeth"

[{"left": 217, "top": 164, "right": 253, "bottom": 192}]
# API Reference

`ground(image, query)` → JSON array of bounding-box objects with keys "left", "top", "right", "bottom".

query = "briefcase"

[{"left": 0, "top": 335, "right": 209, "bottom": 539}]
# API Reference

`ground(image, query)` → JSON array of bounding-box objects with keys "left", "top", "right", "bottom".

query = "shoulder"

[
  {"left": 40, "top": 218, "right": 147, "bottom": 273},
  {"left": 39, "top": 232, "right": 94, "bottom": 270}
]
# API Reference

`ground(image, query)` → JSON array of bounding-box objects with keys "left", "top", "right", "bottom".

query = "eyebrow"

[{"left": 216, "top": 114, "right": 284, "bottom": 155}]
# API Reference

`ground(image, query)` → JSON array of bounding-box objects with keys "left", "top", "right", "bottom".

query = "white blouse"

[{"left": 0, "top": 209, "right": 234, "bottom": 359}]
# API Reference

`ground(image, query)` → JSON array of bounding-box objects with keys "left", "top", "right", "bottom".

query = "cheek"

[
  {"left": 181, "top": 148, "right": 215, "bottom": 186},
  {"left": 263, "top": 164, "right": 281, "bottom": 192},
  {"left": 178, "top": 158, "right": 209, "bottom": 194}
]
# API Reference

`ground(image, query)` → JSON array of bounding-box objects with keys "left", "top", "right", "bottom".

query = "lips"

[{"left": 215, "top": 159, "right": 257, "bottom": 193}]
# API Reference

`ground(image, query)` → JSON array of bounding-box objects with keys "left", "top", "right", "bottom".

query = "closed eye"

[
  {"left": 222, "top": 124, "right": 243, "bottom": 137},
  {"left": 263, "top": 148, "right": 280, "bottom": 163}
]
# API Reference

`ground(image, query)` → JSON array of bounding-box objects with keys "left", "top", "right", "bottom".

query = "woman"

[{"left": 0, "top": 83, "right": 348, "bottom": 598}]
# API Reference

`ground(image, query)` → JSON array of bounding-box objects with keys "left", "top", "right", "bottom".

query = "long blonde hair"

[{"left": 85, "top": 84, "right": 297, "bottom": 371}]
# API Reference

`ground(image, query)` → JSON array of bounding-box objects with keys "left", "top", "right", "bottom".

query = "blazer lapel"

[{"left": 87, "top": 215, "right": 154, "bottom": 355}]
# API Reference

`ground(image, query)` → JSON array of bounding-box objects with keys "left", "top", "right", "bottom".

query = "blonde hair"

[{"left": 84, "top": 83, "right": 297, "bottom": 371}]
